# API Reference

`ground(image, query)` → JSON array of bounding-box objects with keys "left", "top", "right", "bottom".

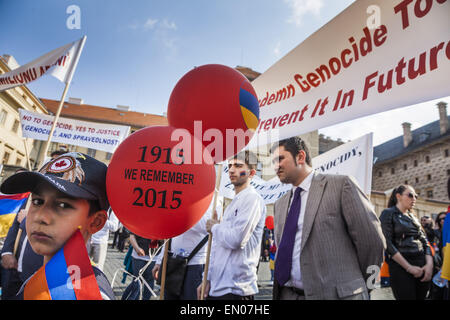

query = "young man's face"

[
  {"left": 271, "top": 146, "right": 303, "bottom": 185},
  {"left": 26, "top": 182, "right": 103, "bottom": 259},
  {"left": 228, "top": 158, "right": 252, "bottom": 187}
]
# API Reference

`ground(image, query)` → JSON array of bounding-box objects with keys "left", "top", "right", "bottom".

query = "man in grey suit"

[{"left": 271, "top": 137, "right": 385, "bottom": 300}]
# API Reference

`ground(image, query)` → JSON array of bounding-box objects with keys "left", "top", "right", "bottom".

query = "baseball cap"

[{"left": 0, "top": 152, "right": 109, "bottom": 211}]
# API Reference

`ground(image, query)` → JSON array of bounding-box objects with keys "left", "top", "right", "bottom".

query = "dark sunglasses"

[{"left": 406, "top": 192, "right": 418, "bottom": 199}]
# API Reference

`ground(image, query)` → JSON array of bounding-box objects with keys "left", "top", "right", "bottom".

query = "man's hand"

[
  {"left": 136, "top": 247, "right": 145, "bottom": 256},
  {"left": 1, "top": 254, "right": 18, "bottom": 270},
  {"left": 197, "top": 280, "right": 210, "bottom": 300},
  {"left": 152, "top": 264, "right": 160, "bottom": 280},
  {"left": 206, "top": 219, "right": 219, "bottom": 233}
]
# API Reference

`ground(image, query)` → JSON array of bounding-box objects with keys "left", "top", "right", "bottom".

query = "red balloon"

[
  {"left": 265, "top": 215, "right": 274, "bottom": 230},
  {"left": 106, "top": 126, "right": 216, "bottom": 239},
  {"left": 167, "top": 64, "right": 260, "bottom": 163}
]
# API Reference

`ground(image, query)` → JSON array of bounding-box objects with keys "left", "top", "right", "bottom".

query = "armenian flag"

[
  {"left": 0, "top": 192, "right": 29, "bottom": 237},
  {"left": 239, "top": 85, "right": 260, "bottom": 132},
  {"left": 24, "top": 229, "right": 102, "bottom": 300},
  {"left": 441, "top": 210, "right": 450, "bottom": 281}
]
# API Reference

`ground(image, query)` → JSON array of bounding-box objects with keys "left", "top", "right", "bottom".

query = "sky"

[{"left": 1, "top": 0, "right": 449, "bottom": 147}]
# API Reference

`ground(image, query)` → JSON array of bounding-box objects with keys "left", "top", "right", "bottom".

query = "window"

[
  {"left": 391, "top": 168, "right": 395, "bottom": 174},
  {"left": 425, "top": 155, "right": 430, "bottom": 163},
  {"left": 404, "top": 180, "right": 408, "bottom": 185},
  {"left": 414, "top": 160, "right": 418, "bottom": 167},
  {"left": 15, "top": 157, "right": 22, "bottom": 166},
  {"left": 427, "top": 190, "right": 433, "bottom": 198},
  {"left": 3, "top": 151, "right": 10, "bottom": 164},
  {"left": 106, "top": 152, "right": 113, "bottom": 160},
  {"left": 415, "top": 177, "right": 419, "bottom": 183},
  {"left": 87, "top": 148, "right": 96, "bottom": 158},
  {"left": 403, "top": 164, "right": 407, "bottom": 170},
  {"left": 445, "top": 149, "right": 449, "bottom": 157},
  {"left": 12, "top": 120, "right": 20, "bottom": 133},
  {"left": 378, "top": 171, "right": 382, "bottom": 177},
  {"left": 447, "top": 169, "right": 450, "bottom": 176},
  {"left": 0, "top": 109, "right": 7, "bottom": 125},
  {"left": 427, "top": 174, "right": 432, "bottom": 181}
]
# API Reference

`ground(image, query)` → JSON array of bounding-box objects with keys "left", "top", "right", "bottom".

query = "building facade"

[
  {"left": 372, "top": 102, "right": 450, "bottom": 216},
  {"left": 40, "top": 98, "right": 168, "bottom": 165},
  {"left": 0, "top": 55, "right": 49, "bottom": 171}
]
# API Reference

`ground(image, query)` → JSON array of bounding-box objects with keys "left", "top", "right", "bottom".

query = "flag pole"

[
  {"left": 22, "top": 138, "right": 32, "bottom": 170},
  {"left": 200, "top": 163, "right": 223, "bottom": 300},
  {"left": 159, "top": 241, "right": 170, "bottom": 300},
  {"left": 37, "top": 36, "right": 87, "bottom": 168}
]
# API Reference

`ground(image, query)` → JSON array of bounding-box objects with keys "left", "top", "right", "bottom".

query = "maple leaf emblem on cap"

[{"left": 55, "top": 160, "right": 67, "bottom": 168}]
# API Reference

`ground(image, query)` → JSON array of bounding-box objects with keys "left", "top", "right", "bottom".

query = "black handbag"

[{"left": 157, "top": 235, "right": 209, "bottom": 296}]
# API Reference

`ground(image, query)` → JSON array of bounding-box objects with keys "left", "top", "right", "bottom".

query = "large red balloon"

[
  {"left": 106, "top": 126, "right": 215, "bottom": 239},
  {"left": 167, "top": 64, "right": 260, "bottom": 163}
]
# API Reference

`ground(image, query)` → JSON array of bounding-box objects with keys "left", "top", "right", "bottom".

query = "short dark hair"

[
  {"left": 232, "top": 150, "right": 258, "bottom": 170},
  {"left": 50, "top": 150, "right": 67, "bottom": 158},
  {"left": 270, "top": 136, "right": 312, "bottom": 166}
]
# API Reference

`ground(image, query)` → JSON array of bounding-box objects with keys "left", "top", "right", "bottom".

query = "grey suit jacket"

[{"left": 273, "top": 172, "right": 386, "bottom": 300}]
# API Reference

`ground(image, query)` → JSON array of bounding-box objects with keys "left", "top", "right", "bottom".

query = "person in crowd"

[
  {"left": 1, "top": 206, "right": 43, "bottom": 299},
  {"left": 129, "top": 233, "right": 158, "bottom": 300},
  {"left": 421, "top": 216, "right": 436, "bottom": 244},
  {"left": 0, "top": 152, "right": 115, "bottom": 299},
  {"left": 88, "top": 209, "right": 119, "bottom": 271},
  {"left": 0, "top": 167, "right": 43, "bottom": 299},
  {"left": 430, "top": 211, "right": 447, "bottom": 299},
  {"left": 153, "top": 200, "right": 219, "bottom": 300},
  {"left": 270, "top": 137, "right": 385, "bottom": 300},
  {"left": 197, "top": 151, "right": 266, "bottom": 300},
  {"left": 115, "top": 224, "right": 130, "bottom": 252},
  {"left": 269, "top": 238, "right": 276, "bottom": 282},
  {"left": 379, "top": 185, "right": 433, "bottom": 300},
  {"left": 50, "top": 150, "right": 67, "bottom": 158}
]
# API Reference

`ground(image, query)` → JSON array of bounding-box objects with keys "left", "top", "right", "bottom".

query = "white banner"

[
  {"left": 19, "top": 109, "right": 130, "bottom": 153},
  {"left": 0, "top": 36, "right": 86, "bottom": 92},
  {"left": 220, "top": 133, "right": 373, "bottom": 203},
  {"left": 248, "top": 0, "right": 450, "bottom": 148}
]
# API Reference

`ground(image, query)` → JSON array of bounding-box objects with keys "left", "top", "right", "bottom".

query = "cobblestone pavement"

[{"left": 103, "top": 239, "right": 394, "bottom": 300}]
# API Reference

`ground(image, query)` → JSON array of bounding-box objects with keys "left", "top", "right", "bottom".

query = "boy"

[{"left": 0, "top": 152, "right": 115, "bottom": 299}]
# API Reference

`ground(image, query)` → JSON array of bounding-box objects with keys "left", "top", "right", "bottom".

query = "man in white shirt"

[
  {"left": 197, "top": 150, "right": 266, "bottom": 300},
  {"left": 88, "top": 209, "right": 119, "bottom": 271}
]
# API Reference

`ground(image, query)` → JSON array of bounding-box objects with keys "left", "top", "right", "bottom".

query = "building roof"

[
  {"left": 235, "top": 66, "right": 261, "bottom": 82},
  {"left": 374, "top": 116, "right": 450, "bottom": 164},
  {"left": 41, "top": 98, "right": 168, "bottom": 129}
]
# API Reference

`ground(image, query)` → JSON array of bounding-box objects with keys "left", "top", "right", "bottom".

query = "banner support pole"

[
  {"left": 200, "top": 163, "right": 223, "bottom": 300},
  {"left": 37, "top": 36, "right": 87, "bottom": 168}
]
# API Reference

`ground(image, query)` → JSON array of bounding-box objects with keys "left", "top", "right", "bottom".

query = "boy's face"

[{"left": 26, "top": 182, "right": 106, "bottom": 259}]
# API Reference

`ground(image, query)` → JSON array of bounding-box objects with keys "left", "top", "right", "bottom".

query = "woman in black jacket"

[{"left": 379, "top": 184, "right": 433, "bottom": 300}]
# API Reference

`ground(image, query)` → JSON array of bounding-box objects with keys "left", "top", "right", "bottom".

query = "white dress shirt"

[
  {"left": 284, "top": 170, "right": 314, "bottom": 290},
  {"left": 208, "top": 185, "right": 266, "bottom": 297}
]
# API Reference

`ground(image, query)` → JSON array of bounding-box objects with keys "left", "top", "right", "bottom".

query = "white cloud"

[
  {"left": 274, "top": 41, "right": 282, "bottom": 57},
  {"left": 285, "top": 0, "right": 324, "bottom": 26},
  {"left": 160, "top": 19, "right": 177, "bottom": 31},
  {"left": 143, "top": 18, "right": 158, "bottom": 30}
]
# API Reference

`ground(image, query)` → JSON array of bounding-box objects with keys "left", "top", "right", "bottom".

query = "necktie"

[{"left": 274, "top": 187, "right": 303, "bottom": 286}]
